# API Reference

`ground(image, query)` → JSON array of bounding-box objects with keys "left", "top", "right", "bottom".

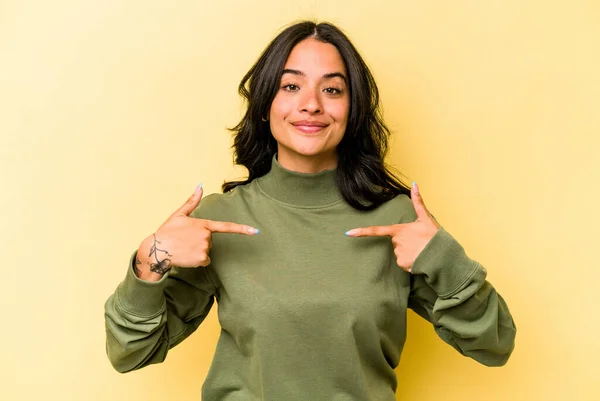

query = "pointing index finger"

[
  {"left": 204, "top": 220, "right": 260, "bottom": 236},
  {"left": 346, "top": 225, "right": 397, "bottom": 237},
  {"left": 175, "top": 184, "right": 203, "bottom": 217}
]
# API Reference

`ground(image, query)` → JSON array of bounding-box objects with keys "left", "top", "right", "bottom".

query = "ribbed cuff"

[
  {"left": 115, "top": 251, "right": 169, "bottom": 317},
  {"left": 411, "top": 227, "right": 481, "bottom": 297}
]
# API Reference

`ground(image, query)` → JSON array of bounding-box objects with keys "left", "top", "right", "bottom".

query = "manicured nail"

[
  {"left": 412, "top": 181, "right": 419, "bottom": 195},
  {"left": 248, "top": 227, "right": 260, "bottom": 235},
  {"left": 194, "top": 182, "right": 203, "bottom": 194},
  {"left": 345, "top": 230, "right": 356, "bottom": 236}
]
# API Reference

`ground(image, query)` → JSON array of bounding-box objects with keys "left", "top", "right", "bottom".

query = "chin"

[
  {"left": 291, "top": 138, "right": 335, "bottom": 153},
  {"left": 290, "top": 145, "right": 330, "bottom": 157}
]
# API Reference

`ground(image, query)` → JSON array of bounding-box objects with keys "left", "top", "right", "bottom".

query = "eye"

[
  {"left": 282, "top": 84, "right": 299, "bottom": 91},
  {"left": 324, "top": 87, "right": 342, "bottom": 95}
]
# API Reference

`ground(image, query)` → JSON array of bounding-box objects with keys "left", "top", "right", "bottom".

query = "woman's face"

[{"left": 268, "top": 38, "right": 350, "bottom": 172}]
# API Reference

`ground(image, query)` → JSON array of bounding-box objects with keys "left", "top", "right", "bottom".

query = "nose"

[{"left": 298, "top": 87, "right": 323, "bottom": 114}]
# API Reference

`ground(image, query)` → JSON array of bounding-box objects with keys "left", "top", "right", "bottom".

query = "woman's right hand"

[{"left": 134, "top": 184, "right": 259, "bottom": 282}]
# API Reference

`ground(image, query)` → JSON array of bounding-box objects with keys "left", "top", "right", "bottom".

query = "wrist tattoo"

[{"left": 148, "top": 233, "right": 173, "bottom": 275}]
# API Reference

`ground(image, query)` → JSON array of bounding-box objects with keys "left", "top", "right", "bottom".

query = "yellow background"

[{"left": 2, "top": 1, "right": 599, "bottom": 400}]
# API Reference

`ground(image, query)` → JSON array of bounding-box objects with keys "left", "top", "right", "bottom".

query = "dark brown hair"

[{"left": 223, "top": 21, "right": 410, "bottom": 210}]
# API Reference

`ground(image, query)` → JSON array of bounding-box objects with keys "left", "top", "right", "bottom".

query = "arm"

[
  {"left": 104, "top": 252, "right": 216, "bottom": 373},
  {"left": 408, "top": 226, "right": 516, "bottom": 366},
  {"left": 104, "top": 187, "right": 256, "bottom": 373}
]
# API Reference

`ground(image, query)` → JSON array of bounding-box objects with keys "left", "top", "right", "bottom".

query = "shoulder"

[
  {"left": 375, "top": 193, "right": 418, "bottom": 224},
  {"left": 190, "top": 183, "right": 255, "bottom": 220},
  {"left": 190, "top": 192, "right": 232, "bottom": 220}
]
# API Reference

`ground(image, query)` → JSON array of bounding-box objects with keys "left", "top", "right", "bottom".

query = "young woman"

[{"left": 105, "top": 21, "right": 516, "bottom": 400}]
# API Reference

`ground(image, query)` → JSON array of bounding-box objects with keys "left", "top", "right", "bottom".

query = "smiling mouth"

[
  {"left": 293, "top": 125, "right": 326, "bottom": 134},
  {"left": 291, "top": 121, "right": 329, "bottom": 134}
]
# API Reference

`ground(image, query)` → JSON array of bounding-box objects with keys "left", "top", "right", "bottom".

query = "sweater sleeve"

[
  {"left": 104, "top": 252, "right": 217, "bottom": 373},
  {"left": 407, "top": 226, "right": 517, "bottom": 366}
]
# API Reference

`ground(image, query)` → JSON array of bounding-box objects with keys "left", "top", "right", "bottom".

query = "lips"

[
  {"left": 291, "top": 120, "right": 328, "bottom": 127},
  {"left": 291, "top": 120, "right": 328, "bottom": 134}
]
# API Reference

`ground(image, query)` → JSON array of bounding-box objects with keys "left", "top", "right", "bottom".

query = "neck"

[
  {"left": 255, "top": 154, "right": 342, "bottom": 208},
  {"left": 276, "top": 149, "right": 338, "bottom": 173}
]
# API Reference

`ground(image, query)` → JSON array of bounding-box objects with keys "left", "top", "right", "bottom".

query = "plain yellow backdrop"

[{"left": 2, "top": 1, "right": 599, "bottom": 400}]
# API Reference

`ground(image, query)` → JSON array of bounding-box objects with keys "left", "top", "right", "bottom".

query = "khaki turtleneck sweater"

[{"left": 104, "top": 156, "right": 516, "bottom": 400}]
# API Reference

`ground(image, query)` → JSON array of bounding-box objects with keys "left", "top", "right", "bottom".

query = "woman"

[{"left": 104, "top": 21, "right": 516, "bottom": 400}]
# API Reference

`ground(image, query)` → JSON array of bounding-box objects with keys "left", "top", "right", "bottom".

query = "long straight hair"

[{"left": 223, "top": 21, "right": 411, "bottom": 210}]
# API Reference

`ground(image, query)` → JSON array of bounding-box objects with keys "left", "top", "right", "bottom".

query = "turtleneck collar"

[{"left": 256, "top": 154, "right": 343, "bottom": 208}]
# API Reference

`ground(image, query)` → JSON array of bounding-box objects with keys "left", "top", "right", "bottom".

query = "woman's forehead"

[{"left": 283, "top": 39, "right": 346, "bottom": 74}]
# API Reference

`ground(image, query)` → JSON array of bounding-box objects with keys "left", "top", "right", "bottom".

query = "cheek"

[
  {"left": 269, "top": 95, "right": 293, "bottom": 121},
  {"left": 329, "top": 100, "right": 350, "bottom": 124},
  {"left": 268, "top": 96, "right": 292, "bottom": 142}
]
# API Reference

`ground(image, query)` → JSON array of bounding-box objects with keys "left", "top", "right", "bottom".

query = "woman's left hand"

[{"left": 345, "top": 182, "right": 440, "bottom": 273}]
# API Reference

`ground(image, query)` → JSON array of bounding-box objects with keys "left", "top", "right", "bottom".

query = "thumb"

[
  {"left": 411, "top": 182, "right": 430, "bottom": 220},
  {"left": 177, "top": 183, "right": 203, "bottom": 216}
]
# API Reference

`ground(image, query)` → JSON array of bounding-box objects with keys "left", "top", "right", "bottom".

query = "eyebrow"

[{"left": 282, "top": 69, "right": 347, "bottom": 83}]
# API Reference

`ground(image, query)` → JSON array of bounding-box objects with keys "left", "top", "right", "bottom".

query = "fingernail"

[
  {"left": 194, "top": 182, "right": 203, "bottom": 194},
  {"left": 345, "top": 230, "right": 356, "bottom": 236},
  {"left": 248, "top": 227, "right": 260, "bottom": 235},
  {"left": 412, "top": 181, "right": 419, "bottom": 195}
]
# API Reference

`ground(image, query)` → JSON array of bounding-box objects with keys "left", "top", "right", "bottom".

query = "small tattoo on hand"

[{"left": 148, "top": 233, "right": 173, "bottom": 275}]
